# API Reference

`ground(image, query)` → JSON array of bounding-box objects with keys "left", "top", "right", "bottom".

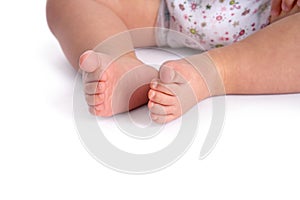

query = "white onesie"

[{"left": 156, "top": 0, "right": 271, "bottom": 51}]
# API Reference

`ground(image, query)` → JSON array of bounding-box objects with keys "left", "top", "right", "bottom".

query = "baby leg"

[{"left": 47, "top": 0, "right": 160, "bottom": 116}]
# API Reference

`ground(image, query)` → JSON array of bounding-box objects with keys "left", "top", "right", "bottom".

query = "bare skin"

[
  {"left": 47, "top": 0, "right": 160, "bottom": 115},
  {"left": 271, "top": 0, "right": 300, "bottom": 18},
  {"left": 47, "top": 0, "right": 300, "bottom": 123},
  {"left": 80, "top": 51, "right": 157, "bottom": 116},
  {"left": 148, "top": 53, "right": 218, "bottom": 124},
  {"left": 149, "top": 12, "right": 300, "bottom": 123}
]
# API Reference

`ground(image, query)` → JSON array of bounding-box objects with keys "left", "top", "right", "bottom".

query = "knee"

[
  {"left": 46, "top": 0, "right": 57, "bottom": 34},
  {"left": 46, "top": 0, "right": 65, "bottom": 35}
]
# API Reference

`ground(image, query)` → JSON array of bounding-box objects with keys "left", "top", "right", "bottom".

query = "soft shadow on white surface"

[
  {"left": 97, "top": 106, "right": 182, "bottom": 155},
  {"left": 37, "top": 39, "right": 300, "bottom": 198},
  {"left": 41, "top": 42, "right": 77, "bottom": 118},
  {"left": 58, "top": 46, "right": 300, "bottom": 167},
  {"left": 95, "top": 48, "right": 221, "bottom": 158}
]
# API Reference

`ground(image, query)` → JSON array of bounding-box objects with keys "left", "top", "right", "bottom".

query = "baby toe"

[
  {"left": 84, "top": 68, "right": 107, "bottom": 83},
  {"left": 282, "top": 0, "right": 295, "bottom": 11},
  {"left": 85, "top": 93, "right": 105, "bottom": 106},
  {"left": 150, "top": 113, "right": 175, "bottom": 124},
  {"left": 148, "top": 101, "right": 176, "bottom": 115},
  {"left": 94, "top": 104, "right": 105, "bottom": 111},
  {"left": 148, "top": 89, "right": 177, "bottom": 106},
  {"left": 89, "top": 106, "right": 102, "bottom": 116},
  {"left": 159, "top": 61, "right": 186, "bottom": 84},
  {"left": 149, "top": 78, "right": 161, "bottom": 91},
  {"left": 159, "top": 65, "right": 175, "bottom": 83},
  {"left": 85, "top": 82, "right": 106, "bottom": 95},
  {"left": 150, "top": 81, "right": 176, "bottom": 96},
  {"left": 89, "top": 105, "right": 114, "bottom": 117},
  {"left": 79, "top": 50, "right": 100, "bottom": 73}
]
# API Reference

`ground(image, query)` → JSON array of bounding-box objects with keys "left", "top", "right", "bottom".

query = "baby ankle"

[{"left": 186, "top": 52, "right": 226, "bottom": 97}]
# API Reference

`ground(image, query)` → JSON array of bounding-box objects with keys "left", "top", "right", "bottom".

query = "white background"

[{"left": 0, "top": 1, "right": 300, "bottom": 199}]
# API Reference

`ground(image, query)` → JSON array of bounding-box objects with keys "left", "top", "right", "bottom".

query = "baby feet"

[
  {"left": 148, "top": 53, "right": 223, "bottom": 124},
  {"left": 79, "top": 50, "right": 158, "bottom": 116},
  {"left": 79, "top": 50, "right": 223, "bottom": 123}
]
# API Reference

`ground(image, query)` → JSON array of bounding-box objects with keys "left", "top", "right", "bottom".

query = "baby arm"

[
  {"left": 147, "top": 13, "right": 300, "bottom": 124},
  {"left": 209, "top": 13, "right": 300, "bottom": 95}
]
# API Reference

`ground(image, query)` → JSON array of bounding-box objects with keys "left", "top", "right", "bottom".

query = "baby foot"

[
  {"left": 148, "top": 53, "right": 222, "bottom": 124},
  {"left": 80, "top": 50, "right": 158, "bottom": 117}
]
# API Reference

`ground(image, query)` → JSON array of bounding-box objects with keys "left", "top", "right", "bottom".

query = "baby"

[{"left": 47, "top": 0, "right": 300, "bottom": 123}]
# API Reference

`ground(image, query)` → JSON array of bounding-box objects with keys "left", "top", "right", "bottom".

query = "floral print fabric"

[{"left": 156, "top": 0, "right": 271, "bottom": 51}]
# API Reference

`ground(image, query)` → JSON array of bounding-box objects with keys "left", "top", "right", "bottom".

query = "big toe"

[
  {"left": 159, "top": 63, "right": 186, "bottom": 84},
  {"left": 79, "top": 50, "right": 100, "bottom": 72}
]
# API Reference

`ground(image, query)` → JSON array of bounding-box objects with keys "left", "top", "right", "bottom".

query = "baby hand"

[{"left": 271, "top": 0, "right": 300, "bottom": 17}]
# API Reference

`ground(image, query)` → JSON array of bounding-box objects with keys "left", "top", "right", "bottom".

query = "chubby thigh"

[
  {"left": 94, "top": 0, "right": 160, "bottom": 29},
  {"left": 93, "top": 0, "right": 161, "bottom": 47},
  {"left": 163, "top": 0, "right": 272, "bottom": 50}
]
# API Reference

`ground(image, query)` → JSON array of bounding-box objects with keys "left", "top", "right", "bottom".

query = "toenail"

[
  {"left": 169, "top": 69, "right": 175, "bottom": 80},
  {"left": 79, "top": 50, "right": 92, "bottom": 66},
  {"left": 95, "top": 104, "right": 104, "bottom": 111},
  {"left": 149, "top": 102, "right": 154, "bottom": 108},
  {"left": 79, "top": 51, "right": 100, "bottom": 72},
  {"left": 282, "top": 3, "right": 288, "bottom": 11},
  {"left": 149, "top": 91, "right": 155, "bottom": 99},
  {"left": 151, "top": 81, "right": 158, "bottom": 88}
]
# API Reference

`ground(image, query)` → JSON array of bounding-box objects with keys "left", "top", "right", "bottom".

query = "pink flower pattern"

[{"left": 165, "top": 0, "right": 271, "bottom": 50}]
